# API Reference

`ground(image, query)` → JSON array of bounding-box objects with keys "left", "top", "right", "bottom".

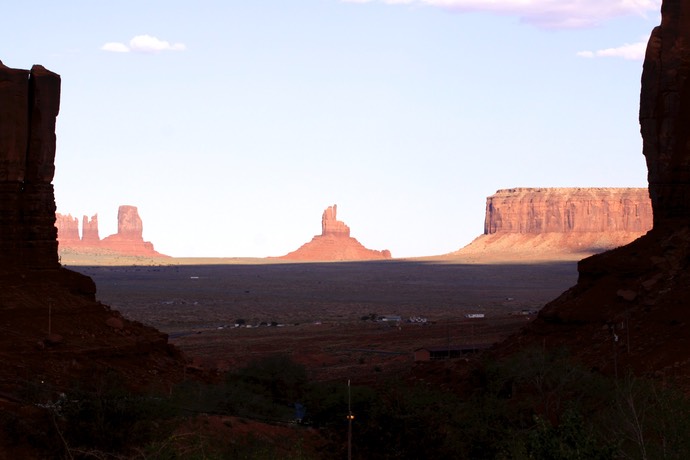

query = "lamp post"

[{"left": 347, "top": 379, "right": 354, "bottom": 460}]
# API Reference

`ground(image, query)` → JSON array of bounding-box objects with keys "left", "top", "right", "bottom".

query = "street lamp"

[{"left": 347, "top": 379, "right": 354, "bottom": 460}]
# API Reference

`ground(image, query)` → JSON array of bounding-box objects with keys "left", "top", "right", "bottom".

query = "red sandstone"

[
  {"left": 454, "top": 187, "right": 652, "bottom": 260},
  {"left": 56, "top": 205, "right": 166, "bottom": 257},
  {"left": 279, "top": 204, "right": 391, "bottom": 261}
]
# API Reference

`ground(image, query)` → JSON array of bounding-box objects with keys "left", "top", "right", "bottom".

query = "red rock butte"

[
  {"left": 278, "top": 204, "right": 391, "bottom": 261},
  {"left": 56, "top": 205, "right": 167, "bottom": 257},
  {"left": 453, "top": 187, "right": 652, "bottom": 260}
]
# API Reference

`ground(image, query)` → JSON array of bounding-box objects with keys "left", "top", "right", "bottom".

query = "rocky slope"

[
  {"left": 56, "top": 205, "right": 166, "bottom": 257},
  {"left": 454, "top": 187, "right": 652, "bottom": 261},
  {"left": 278, "top": 204, "right": 391, "bottom": 261}
]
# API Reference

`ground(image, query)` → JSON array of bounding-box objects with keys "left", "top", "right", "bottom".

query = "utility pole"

[
  {"left": 347, "top": 379, "right": 354, "bottom": 460},
  {"left": 612, "top": 328, "right": 619, "bottom": 379},
  {"left": 48, "top": 298, "right": 52, "bottom": 336}
]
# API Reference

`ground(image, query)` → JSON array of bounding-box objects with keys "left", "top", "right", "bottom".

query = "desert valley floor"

[{"left": 65, "top": 258, "right": 579, "bottom": 382}]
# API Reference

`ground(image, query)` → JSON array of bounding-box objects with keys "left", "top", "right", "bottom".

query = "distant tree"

[{"left": 528, "top": 408, "right": 616, "bottom": 460}]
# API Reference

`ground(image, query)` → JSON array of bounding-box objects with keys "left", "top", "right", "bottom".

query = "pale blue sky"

[{"left": 2, "top": 0, "right": 659, "bottom": 258}]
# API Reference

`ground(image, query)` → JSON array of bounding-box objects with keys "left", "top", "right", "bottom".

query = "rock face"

[
  {"left": 0, "top": 62, "right": 61, "bottom": 270},
  {"left": 56, "top": 205, "right": 166, "bottom": 257},
  {"left": 484, "top": 188, "right": 652, "bottom": 234},
  {"left": 55, "top": 213, "right": 80, "bottom": 244},
  {"left": 279, "top": 205, "right": 391, "bottom": 261},
  {"left": 495, "top": 2, "right": 690, "bottom": 389},
  {"left": 81, "top": 214, "right": 100, "bottom": 243},
  {"left": 454, "top": 188, "right": 652, "bottom": 260},
  {"left": 100, "top": 205, "right": 163, "bottom": 256},
  {"left": 640, "top": 1, "right": 690, "bottom": 229},
  {"left": 114, "top": 205, "right": 144, "bottom": 240},
  {"left": 322, "top": 204, "right": 350, "bottom": 236}
]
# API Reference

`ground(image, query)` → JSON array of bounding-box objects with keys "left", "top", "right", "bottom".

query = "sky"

[{"left": 2, "top": 0, "right": 660, "bottom": 258}]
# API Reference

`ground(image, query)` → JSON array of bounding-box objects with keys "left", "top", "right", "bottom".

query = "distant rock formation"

[
  {"left": 0, "top": 61, "right": 61, "bottom": 270},
  {"left": 454, "top": 188, "right": 652, "bottom": 260},
  {"left": 56, "top": 205, "right": 166, "bottom": 257},
  {"left": 484, "top": 188, "right": 652, "bottom": 234},
  {"left": 100, "top": 205, "right": 164, "bottom": 256},
  {"left": 278, "top": 205, "right": 391, "bottom": 261},
  {"left": 55, "top": 213, "right": 80, "bottom": 244},
  {"left": 322, "top": 204, "right": 350, "bottom": 236},
  {"left": 81, "top": 214, "right": 99, "bottom": 243}
]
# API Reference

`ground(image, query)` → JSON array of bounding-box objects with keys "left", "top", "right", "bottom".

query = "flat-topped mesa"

[
  {"left": 453, "top": 187, "right": 653, "bottom": 261},
  {"left": 322, "top": 204, "right": 350, "bottom": 236},
  {"left": 279, "top": 204, "right": 391, "bottom": 261},
  {"left": 484, "top": 188, "right": 652, "bottom": 235},
  {"left": 0, "top": 61, "right": 61, "bottom": 269}
]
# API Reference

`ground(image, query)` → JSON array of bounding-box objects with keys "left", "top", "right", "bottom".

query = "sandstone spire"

[
  {"left": 321, "top": 204, "right": 350, "bottom": 236},
  {"left": 81, "top": 214, "right": 100, "bottom": 244}
]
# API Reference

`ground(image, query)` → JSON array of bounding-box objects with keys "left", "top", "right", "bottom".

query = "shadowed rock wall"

[
  {"left": 0, "top": 62, "right": 61, "bottom": 269},
  {"left": 640, "top": 0, "right": 690, "bottom": 228}
]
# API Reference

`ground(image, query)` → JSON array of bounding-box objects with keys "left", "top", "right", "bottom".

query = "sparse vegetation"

[{"left": 7, "top": 350, "right": 690, "bottom": 458}]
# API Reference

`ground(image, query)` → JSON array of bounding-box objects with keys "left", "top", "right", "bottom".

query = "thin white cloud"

[
  {"left": 577, "top": 36, "right": 649, "bottom": 60},
  {"left": 129, "top": 35, "right": 186, "bottom": 52},
  {"left": 101, "top": 34, "right": 186, "bottom": 53},
  {"left": 342, "top": 0, "right": 661, "bottom": 29},
  {"left": 101, "top": 42, "right": 130, "bottom": 53}
]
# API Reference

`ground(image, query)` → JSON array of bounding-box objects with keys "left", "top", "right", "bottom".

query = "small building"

[
  {"left": 380, "top": 315, "right": 402, "bottom": 322},
  {"left": 413, "top": 344, "right": 492, "bottom": 362},
  {"left": 465, "top": 313, "right": 485, "bottom": 319}
]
